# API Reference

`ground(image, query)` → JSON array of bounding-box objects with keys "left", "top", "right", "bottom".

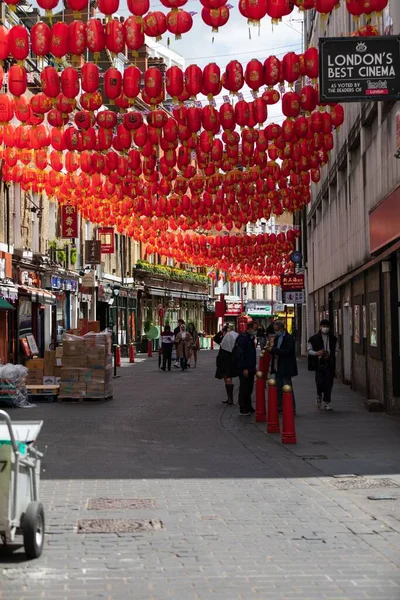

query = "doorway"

[{"left": 342, "top": 304, "right": 352, "bottom": 384}]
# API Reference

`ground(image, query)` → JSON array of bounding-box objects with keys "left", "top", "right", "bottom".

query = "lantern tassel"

[{"left": 45, "top": 9, "right": 53, "bottom": 24}]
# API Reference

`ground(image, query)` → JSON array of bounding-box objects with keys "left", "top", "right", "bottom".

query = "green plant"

[
  {"left": 70, "top": 248, "right": 77, "bottom": 266},
  {"left": 135, "top": 260, "right": 210, "bottom": 286}
]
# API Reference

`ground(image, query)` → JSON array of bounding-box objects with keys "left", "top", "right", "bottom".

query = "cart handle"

[{"left": 0, "top": 409, "right": 20, "bottom": 454}]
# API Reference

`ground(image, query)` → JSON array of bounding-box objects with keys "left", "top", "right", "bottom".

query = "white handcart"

[{"left": 0, "top": 410, "right": 45, "bottom": 559}]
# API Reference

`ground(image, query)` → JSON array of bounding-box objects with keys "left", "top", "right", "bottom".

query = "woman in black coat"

[
  {"left": 269, "top": 320, "right": 297, "bottom": 412},
  {"left": 214, "top": 326, "right": 238, "bottom": 405}
]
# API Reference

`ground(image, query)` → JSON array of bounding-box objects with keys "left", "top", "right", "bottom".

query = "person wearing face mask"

[
  {"left": 175, "top": 324, "right": 193, "bottom": 372},
  {"left": 308, "top": 319, "right": 339, "bottom": 411},
  {"left": 235, "top": 321, "right": 257, "bottom": 416},
  {"left": 269, "top": 320, "right": 298, "bottom": 413}
]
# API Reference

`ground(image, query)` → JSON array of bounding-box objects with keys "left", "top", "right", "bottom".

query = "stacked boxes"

[
  {"left": 25, "top": 358, "right": 45, "bottom": 385},
  {"left": 59, "top": 332, "right": 113, "bottom": 399}
]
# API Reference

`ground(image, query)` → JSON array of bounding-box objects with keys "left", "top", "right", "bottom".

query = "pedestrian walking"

[
  {"left": 175, "top": 324, "right": 193, "bottom": 372},
  {"left": 215, "top": 327, "right": 239, "bottom": 405},
  {"left": 256, "top": 323, "right": 266, "bottom": 349},
  {"left": 308, "top": 319, "right": 338, "bottom": 411},
  {"left": 188, "top": 323, "right": 200, "bottom": 368},
  {"left": 173, "top": 319, "right": 185, "bottom": 368},
  {"left": 235, "top": 321, "right": 257, "bottom": 416},
  {"left": 160, "top": 324, "right": 175, "bottom": 372},
  {"left": 269, "top": 320, "right": 298, "bottom": 413}
]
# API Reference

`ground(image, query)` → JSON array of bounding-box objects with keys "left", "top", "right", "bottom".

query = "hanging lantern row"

[{"left": 0, "top": 50, "right": 320, "bottom": 107}]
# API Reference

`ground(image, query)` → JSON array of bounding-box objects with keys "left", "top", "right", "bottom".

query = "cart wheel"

[{"left": 22, "top": 502, "right": 45, "bottom": 559}]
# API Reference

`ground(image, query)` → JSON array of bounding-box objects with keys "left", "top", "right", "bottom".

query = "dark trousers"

[
  {"left": 238, "top": 370, "right": 255, "bottom": 412},
  {"left": 274, "top": 374, "right": 296, "bottom": 411},
  {"left": 315, "top": 367, "right": 334, "bottom": 403},
  {"left": 162, "top": 346, "right": 172, "bottom": 370}
]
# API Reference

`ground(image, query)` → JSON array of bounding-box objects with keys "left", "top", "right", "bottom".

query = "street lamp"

[{"left": 113, "top": 284, "right": 120, "bottom": 377}]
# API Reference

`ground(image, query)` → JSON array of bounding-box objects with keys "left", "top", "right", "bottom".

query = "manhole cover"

[
  {"left": 301, "top": 455, "right": 328, "bottom": 460},
  {"left": 87, "top": 498, "right": 156, "bottom": 510},
  {"left": 77, "top": 519, "right": 163, "bottom": 533},
  {"left": 331, "top": 477, "right": 400, "bottom": 490}
]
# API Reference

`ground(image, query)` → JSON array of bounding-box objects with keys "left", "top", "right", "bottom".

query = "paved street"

[{"left": 1, "top": 350, "right": 400, "bottom": 600}]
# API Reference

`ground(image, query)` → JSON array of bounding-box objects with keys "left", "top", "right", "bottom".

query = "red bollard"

[
  {"left": 129, "top": 343, "right": 135, "bottom": 363},
  {"left": 281, "top": 385, "right": 297, "bottom": 444},
  {"left": 255, "top": 371, "right": 267, "bottom": 422},
  {"left": 267, "top": 379, "right": 280, "bottom": 434},
  {"left": 262, "top": 352, "right": 271, "bottom": 379},
  {"left": 147, "top": 340, "right": 152, "bottom": 357},
  {"left": 116, "top": 345, "right": 121, "bottom": 367}
]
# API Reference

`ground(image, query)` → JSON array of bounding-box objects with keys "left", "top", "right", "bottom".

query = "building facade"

[{"left": 305, "top": 2, "right": 400, "bottom": 412}]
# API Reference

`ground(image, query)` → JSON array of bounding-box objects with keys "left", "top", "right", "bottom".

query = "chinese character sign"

[
  {"left": 85, "top": 240, "right": 101, "bottom": 265},
  {"left": 61, "top": 205, "right": 78, "bottom": 238},
  {"left": 281, "top": 274, "right": 305, "bottom": 292},
  {"left": 98, "top": 227, "right": 115, "bottom": 254}
]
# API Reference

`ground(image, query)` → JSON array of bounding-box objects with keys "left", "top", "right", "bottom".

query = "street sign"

[
  {"left": 281, "top": 274, "right": 304, "bottom": 292},
  {"left": 319, "top": 36, "right": 400, "bottom": 102},
  {"left": 283, "top": 291, "right": 304, "bottom": 304},
  {"left": 85, "top": 240, "right": 101, "bottom": 265}
]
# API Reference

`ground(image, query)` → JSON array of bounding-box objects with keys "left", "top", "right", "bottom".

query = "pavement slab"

[{"left": 1, "top": 351, "right": 400, "bottom": 599}]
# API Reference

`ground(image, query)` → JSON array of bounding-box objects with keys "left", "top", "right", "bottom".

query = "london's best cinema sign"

[{"left": 319, "top": 36, "right": 400, "bottom": 102}]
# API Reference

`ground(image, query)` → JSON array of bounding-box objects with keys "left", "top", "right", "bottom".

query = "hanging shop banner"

[
  {"left": 281, "top": 274, "right": 304, "bottom": 292},
  {"left": 61, "top": 205, "right": 78, "bottom": 238},
  {"left": 98, "top": 227, "right": 115, "bottom": 254},
  {"left": 85, "top": 240, "right": 101, "bottom": 265},
  {"left": 319, "top": 36, "right": 400, "bottom": 102}
]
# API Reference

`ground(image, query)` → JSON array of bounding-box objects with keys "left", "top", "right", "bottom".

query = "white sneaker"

[
  {"left": 324, "top": 402, "right": 332, "bottom": 411},
  {"left": 316, "top": 396, "right": 322, "bottom": 408}
]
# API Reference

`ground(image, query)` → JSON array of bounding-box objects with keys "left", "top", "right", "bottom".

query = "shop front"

[
  {"left": 245, "top": 301, "right": 272, "bottom": 326},
  {"left": 223, "top": 297, "right": 243, "bottom": 330},
  {"left": 16, "top": 269, "right": 56, "bottom": 363},
  {"left": 0, "top": 255, "right": 18, "bottom": 364},
  {"left": 43, "top": 274, "right": 79, "bottom": 346},
  {"left": 97, "top": 284, "right": 137, "bottom": 353}
]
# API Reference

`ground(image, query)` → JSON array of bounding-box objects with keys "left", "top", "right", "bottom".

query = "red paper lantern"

[
  {"left": 75, "top": 110, "right": 95, "bottom": 130},
  {"left": 40, "top": 66, "right": 59, "bottom": 99},
  {"left": 144, "top": 67, "right": 163, "bottom": 99},
  {"left": 245, "top": 59, "right": 264, "bottom": 91},
  {"left": 9, "top": 25, "right": 29, "bottom": 61},
  {"left": 86, "top": 19, "right": 106, "bottom": 59},
  {"left": 56, "top": 93, "right": 76, "bottom": 115},
  {"left": 104, "top": 67, "right": 123, "bottom": 101},
  {"left": 166, "top": 10, "right": 193, "bottom": 40},
  {"left": 264, "top": 55, "right": 282, "bottom": 87},
  {"left": 14, "top": 96, "right": 29, "bottom": 123},
  {"left": 127, "top": 0, "right": 150, "bottom": 15},
  {"left": 66, "top": 0, "right": 88, "bottom": 17},
  {"left": 239, "top": 0, "right": 267, "bottom": 24},
  {"left": 81, "top": 63, "right": 99, "bottom": 94},
  {"left": 68, "top": 20, "right": 87, "bottom": 59},
  {"left": 235, "top": 100, "right": 250, "bottom": 127},
  {"left": 201, "top": 6, "right": 230, "bottom": 32},
  {"left": 282, "top": 52, "right": 300, "bottom": 85},
  {"left": 123, "top": 65, "right": 141, "bottom": 100},
  {"left": 98, "top": 0, "right": 119, "bottom": 16},
  {"left": 51, "top": 22, "right": 69, "bottom": 59},
  {"left": 124, "top": 16, "right": 145, "bottom": 55},
  {"left": 30, "top": 92, "right": 52, "bottom": 115},
  {"left": 330, "top": 104, "right": 344, "bottom": 128},
  {"left": 266, "top": 0, "right": 294, "bottom": 22},
  {"left": 202, "top": 63, "right": 221, "bottom": 99},
  {"left": 282, "top": 91, "right": 301, "bottom": 118},
  {"left": 0, "top": 26, "right": 9, "bottom": 62},
  {"left": 224, "top": 60, "right": 244, "bottom": 93},
  {"left": 304, "top": 46, "right": 319, "bottom": 80},
  {"left": 262, "top": 88, "right": 280, "bottom": 105},
  {"left": 36, "top": 0, "right": 59, "bottom": 19},
  {"left": 185, "top": 64, "right": 203, "bottom": 98},
  {"left": 61, "top": 67, "right": 80, "bottom": 99},
  {"left": 96, "top": 110, "right": 117, "bottom": 129},
  {"left": 0, "top": 94, "right": 14, "bottom": 122},
  {"left": 144, "top": 11, "right": 167, "bottom": 40},
  {"left": 315, "top": 0, "right": 336, "bottom": 14},
  {"left": 80, "top": 91, "right": 102, "bottom": 111},
  {"left": 252, "top": 97, "right": 267, "bottom": 124},
  {"left": 219, "top": 102, "right": 235, "bottom": 131},
  {"left": 345, "top": 0, "right": 364, "bottom": 16},
  {"left": 48, "top": 108, "right": 68, "bottom": 127},
  {"left": 31, "top": 22, "right": 51, "bottom": 57},
  {"left": 106, "top": 19, "right": 125, "bottom": 54},
  {"left": 300, "top": 85, "right": 318, "bottom": 112},
  {"left": 166, "top": 65, "right": 184, "bottom": 100},
  {"left": 124, "top": 111, "right": 143, "bottom": 130},
  {"left": 8, "top": 65, "right": 27, "bottom": 97}
]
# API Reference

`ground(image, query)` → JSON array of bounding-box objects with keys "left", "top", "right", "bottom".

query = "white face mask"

[{"left": 321, "top": 327, "right": 329, "bottom": 334}]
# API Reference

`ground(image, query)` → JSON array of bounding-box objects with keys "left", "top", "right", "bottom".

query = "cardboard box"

[
  {"left": 55, "top": 346, "right": 63, "bottom": 358},
  {"left": 79, "top": 370, "right": 92, "bottom": 383},
  {"left": 55, "top": 377, "right": 61, "bottom": 384},
  {"left": 43, "top": 376, "right": 57, "bottom": 385},
  {"left": 26, "top": 370, "right": 43, "bottom": 384},
  {"left": 54, "top": 366, "right": 62, "bottom": 378},
  {"left": 61, "top": 367, "right": 79, "bottom": 382},
  {"left": 26, "top": 358, "right": 45, "bottom": 371},
  {"left": 44, "top": 350, "right": 56, "bottom": 376},
  {"left": 78, "top": 319, "right": 89, "bottom": 335},
  {"left": 61, "top": 355, "right": 87, "bottom": 368},
  {"left": 63, "top": 340, "right": 86, "bottom": 356},
  {"left": 59, "top": 382, "right": 86, "bottom": 398},
  {"left": 88, "top": 321, "right": 101, "bottom": 334}
]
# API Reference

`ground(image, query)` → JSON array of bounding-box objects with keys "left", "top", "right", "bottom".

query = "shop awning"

[
  {"left": 247, "top": 312, "right": 271, "bottom": 318},
  {"left": 0, "top": 298, "right": 14, "bottom": 310},
  {"left": 0, "top": 283, "right": 18, "bottom": 301},
  {"left": 147, "top": 287, "right": 207, "bottom": 301},
  {"left": 19, "top": 285, "right": 56, "bottom": 305}
]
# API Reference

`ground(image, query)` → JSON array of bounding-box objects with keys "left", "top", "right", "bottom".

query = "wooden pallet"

[
  {"left": 57, "top": 395, "right": 113, "bottom": 403},
  {"left": 26, "top": 384, "right": 60, "bottom": 403}
]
